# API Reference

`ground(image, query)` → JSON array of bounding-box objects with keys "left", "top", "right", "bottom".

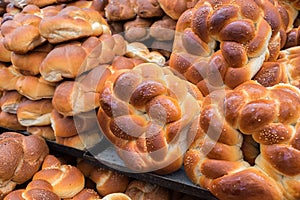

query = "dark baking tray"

[{"left": 0, "top": 127, "right": 217, "bottom": 200}]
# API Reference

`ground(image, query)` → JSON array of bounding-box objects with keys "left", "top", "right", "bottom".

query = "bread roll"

[
  {"left": 11, "top": 43, "right": 53, "bottom": 76},
  {"left": 39, "top": 6, "right": 110, "bottom": 44},
  {"left": 0, "top": 34, "right": 11, "bottom": 63},
  {"left": 0, "top": 65, "right": 22, "bottom": 91},
  {"left": 50, "top": 109, "right": 78, "bottom": 138},
  {"left": 33, "top": 155, "right": 85, "bottom": 199},
  {"left": 157, "top": 0, "right": 191, "bottom": 20},
  {"left": 0, "top": 132, "right": 49, "bottom": 198},
  {"left": 123, "top": 17, "right": 152, "bottom": 42},
  {"left": 0, "top": 110, "right": 26, "bottom": 130},
  {"left": 184, "top": 80, "right": 300, "bottom": 200},
  {"left": 4, "top": 179, "right": 59, "bottom": 200},
  {"left": 149, "top": 15, "right": 176, "bottom": 41},
  {"left": 27, "top": 126, "right": 55, "bottom": 141},
  {"left": 98, "top": 63, "right": 203, "bottom": 174},
  {"left": 125, "top": 180, "right": 170, "bottom": 200},
  {"left": 104, "top": 0, "right": 137, "bottom": 21},
  {"left": 136, "top": 0, "right": 164, "bottom": 18},
  {"left": 0, "top": 90, "right": 24, "bottom": 114},
  {"left": 9, "top": 0, "right": 74, "bottom": 8},
  {"left": 77, "top": 160, "right": 129, "bottom": 196},
  {"left": 15, "top": 76, "right": 56, "bottom": 100}
]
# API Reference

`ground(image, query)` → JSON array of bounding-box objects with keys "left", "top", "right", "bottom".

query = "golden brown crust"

[
  {"left": 4, "top": 179, "right": 60, "bottom": 200},
  {"left": 0, "top": 132, "right": 49, "bottom": 197},
  {"left": 0, "top": 90, "right": 25, "bottom": 114},
  {"left": 184, "top": 80, "right": 300, "bottom": 200},
  {"left": 33, "top": 155, "right": 85, "bottom": 199},
  {"left": 170, "top": 0, "right": 297, "bottom": 92},
  {"left": 98, "top": 63, "right": 202, "bottom": 174},
  {"left": 39, "top": 6, "right": 110, "bottom": 44},
  {"left": 27, "top": 126, "right": 55, "bottom": 141},
  {"left": 50, "top": 109, "right": 78, "bottom": 138},
  {"left": 17, "top": 99, "right": 53, "bottom": 126},
  {"left": 125, "top": 180, "right": 170, "bottom": 200}
]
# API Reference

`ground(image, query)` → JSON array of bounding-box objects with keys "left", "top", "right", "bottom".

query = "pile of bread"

[
  {"left": 1, "top": 0, "right": 300, "bottom": 199},
  {"left": 0, "top": 131, "right": 197, "bottom": 200}
]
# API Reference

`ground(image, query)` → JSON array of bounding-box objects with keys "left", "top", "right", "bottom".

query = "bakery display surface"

[{"left": 1, "top": 0, "right": 300, "bottom": 199}]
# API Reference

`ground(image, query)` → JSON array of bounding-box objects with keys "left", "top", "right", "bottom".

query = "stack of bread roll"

[{"left": 103, "top": 0, "right": 198, "bottom": 58}]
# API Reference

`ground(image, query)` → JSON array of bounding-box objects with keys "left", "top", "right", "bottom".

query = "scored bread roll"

[
  {"left": 33, "top": 155, "right": 85, "bottom": 199},
  {"left": 17, "top": 99, "right": 53, "bottom": 126},
  {"left": 15, "top": 76, "right": 56, "bottom": 100},
  {"left": 4, "top": 179, "right": 59, "bottom": 200},
  {"left": 98, "top": 63, "right": 203, "bottom": 174},
  {"left": 0, "top": 132, "right": 49, "bottom": 198},
  {"left": 0, "top": 90, "right": 25, "bottom": 114},
  {"left": 125, "top": 180, "right": 170, "bottom": 200},
  {"left": 39, "top": 6, "right": 110, "bottom": 44}
]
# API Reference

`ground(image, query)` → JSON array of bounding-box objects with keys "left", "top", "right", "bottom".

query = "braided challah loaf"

[
  {"left": 4, "top": 179, "right": 59, "bottom": 200},
  {"left": 169, "top": 0, "right": 298, "bottom": 95},
  {"left": 0, "top": 132, "right": 49, "bottom": 199},
  {"left": 32, "top": 155, "right": 85, "bottom": 199},
  {"left": 97, "top": 63, "right": 203, "bottom": 174},
  {"left": 184, "top": 80, "right": 300, "bottom": 200}
]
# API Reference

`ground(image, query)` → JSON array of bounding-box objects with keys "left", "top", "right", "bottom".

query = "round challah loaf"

[
  {"left": 0, "top": 132, "right": 49, "bottom": 199},
  {"left": 97, "top": 63, "right": 203, "bottom": 174},
  {"left": 184, "top": 80, "right": 300, "bottom": 200},
  {"left": 169, "top": 0, "right": 297, "bottom": 95},
  {"left": 4, "top": 179, "right": 59, "bottom": 200}
]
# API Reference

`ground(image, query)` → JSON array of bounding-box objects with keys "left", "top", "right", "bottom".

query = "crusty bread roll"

[
  {"left": 184, "top": 80, "right": 300, "bottom": 200},
  {"left": 123, "top": 17, "right": 152, "bottom": 42},
  {"left": 9, "top": 0, "right": 74, "bottom": 8},
  {"left": 0, "top": 90, "right": 25, "bottom": 114},
  {"left": 77, "top": 160, "right": 129, "bottom": 196},
  {"left": 15, "top": 76, "right": 56, "bottom": 100},
  {"left": 39, "top": 6, "right": 110, "bottom": 44},
  {"left": 0, "top": 65, "right": 22, "bottom": 91},
  {"left": 149, "top": 15, "right": 176, "bottom": 41},
  {"left": 169, "top": 0, "right": 297, "bottom": 95},
  {"left": 27, "top": 125, "right": 55, "bottom": 140},
  {"left": 55, "top": 129, "right": 101, "bottom": 150},
  {"left": 50, "top": 109, "right": 78, "bottom": 138},
  {"left": 136, "top": 0, "right": 164, "bottom": 18},
  {"left": 0, "top": 132, "right": 49, "bottom": 198},
  {"left": 3, "top": 179, "right": 59, "bottom": 200},
  {"left": 0, "top": 34, "right": 11, "bottom": 63},
  {"left": 11, "top": 43, "right": 53, "bottom": 76},
  {"left": 157, "top": 0, "right": 190, "bottom": 20},
  {"left": 52, "top": 80, "right": 100, "bottom": 116},
  {"left": 98, "top": 63, "right": 203, "bottom": 174},
  {"left": 0, "top": 110, "right": 26, "bottom": 130},
  {"left": 33, "top": 155, "right": 85, "bottom": 199},
  {"left": 104, "top": 0, "right": 137, "bottom": 21},
  {"left": 17, "top": 99, "right": 53, "bottom": 126},
  {"left": 125, "top": 180, "right": 170, "bottom": 200}
]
